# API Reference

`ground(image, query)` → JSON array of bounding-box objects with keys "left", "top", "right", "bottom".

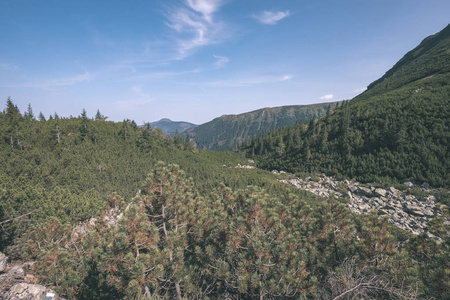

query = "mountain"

[
  {"left": 150, "top": 118, "right": 197, "bottom": 136},
  {"left": 187, "top": 102, "right": 338, "bottom": 150},
  {"left": 243, "top": 23, "right": 450, "bottom": 186}
]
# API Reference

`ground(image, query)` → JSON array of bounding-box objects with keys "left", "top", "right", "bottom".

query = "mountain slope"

[
  {"left": 243, "top": 24, "right": 450, "bottom": 186},
  {"left": 187, "top": 102, "right": 337, "bottom": 150},
  {"left": 362, "top": 23, "right": 450, "bottom": 99},
  {"left": 150, "top": 118, "right": 197, "bottom": 136}
]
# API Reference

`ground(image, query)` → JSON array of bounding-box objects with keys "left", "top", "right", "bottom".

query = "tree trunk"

[{"left": 175, "top": 281, "right": 182, "bottom": 300}]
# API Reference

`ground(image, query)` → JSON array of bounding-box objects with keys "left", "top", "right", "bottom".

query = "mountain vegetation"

[
  {"left": 1, "top": 97, "right": 448, "bottom": 299},
  {"left": 186, "top": 102, "right": 337, "bottom": 151},
  {"left": 0, "top": 24, "right": 449, "bottom": 300},
  {"left": 150, "top": 118, "right": 197, "bottom": 136},
  {"left": 242, "top": 24, "right": 450, "bottom": 187}
]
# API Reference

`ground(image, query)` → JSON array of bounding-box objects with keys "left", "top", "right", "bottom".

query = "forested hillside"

[
  {"left": 0, "top": 99, "right": 448, "bottom": 299},
  {"left": 242, "top": 24, "right": 450, "bottom": 187},
  {"left": 187, "top": 102, "right": 337, "bottom": 151}
]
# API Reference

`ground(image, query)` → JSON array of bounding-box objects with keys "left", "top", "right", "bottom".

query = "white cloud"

[
  {"left": 166, "top": 0, "right": 228, "bottom": 58},
  {"left": 187, "top": 0, "right": 222, "bottom": 22},
  {"left": 114, "top": 85, "right": 154, "bottom": 109},
  {"left": 320, "top": 94, "right": 334, "bottom": 100},
  {"left": 125, "top": 68, "right": 201, "bottom": 82},
  {"left": 281, "top": 74, "right": 293, "bottom": 81},
  {"left": 14, "top": 71, "right": 92, "bottom": 90},
  {"left": 206, "top": 74, "right": 294, "bottom": 87},
  {"left": 253, "top": 10, "right": 290, "bottom": 25},
  {"left": 213, "top": 55, "right": 229, "bottom": 67}
]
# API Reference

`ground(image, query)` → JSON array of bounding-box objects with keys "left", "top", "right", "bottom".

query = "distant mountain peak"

[{"left": 150, "top": 119, "right": 197, "bottom": 136}]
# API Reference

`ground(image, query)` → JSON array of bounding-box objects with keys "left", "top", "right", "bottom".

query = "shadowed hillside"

[{"left": 187, "top": 102, "right": 337, "bottom": 150}]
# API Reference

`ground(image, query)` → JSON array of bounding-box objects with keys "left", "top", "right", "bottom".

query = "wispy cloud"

[
  {"left": 320, "top": 94, "right": 334, "bottom": 100},
  {"left": 0, "top": 61, "right": 19, "bottom": 71},
  {"left": 13, "top": 71, "right": 92, "bottom": 90},
  {"left": 281, "top": 74, "right": 293, "bottom": 81},
  {"left": 125, "top": 68, "right": 201, "bottom": 82},
  {"left": 213, "top": 55, "right": 229, "bottom": 67},
  {"left": 114, "top": 85, "right": 154, "bottom": 110},
  {"left": 206, "top": 74, "right": 294, "bottom": 87},
  {"left": 187, "top": 0, "right": 222, "bottom": 22},
  {"left": 166, "top": 0, "right": 228, "bottom": 58},
  {"left": 253, "top": 10, "right": 290, "bottom": 25}
]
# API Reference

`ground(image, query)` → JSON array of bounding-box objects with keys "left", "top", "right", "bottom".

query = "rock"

[
  {"left": 422, "top": 209, "right": 434, "bottom": 217},
  {"left": 404, "top": 195, "right": 417, "bottom": 202},
  {"left": 388, "top": 186, "right": 400, "bottom": 197},
  {"left": 3, "top": 283, "right": 64, "bottom": 300},
  {"left": 0, "top": 262, "right": 34, "bottom": 298},
  {"left": 404, "top": 204, "right": 426, "bottom": 217},
  {"left": 276, "top": 172, "right": 442, "bottom": 237},
  {"left": 359, "top": 204, "right": 371, "bottom": 212},
  {"left": 235, "top": 164, "right": 255, "bottom": 169},
  {"left": 348, "top": 185, "right": 358, "bottom": 193},
  {"left": 425, "top": 195, "right": 436, "bottom": 203},
  {"left": 386, "top": 201, "right": 402, "bottom": 209},
  {"left": 374, "top": 188, "right": 387, "bottom": 198},
  {"left": 375, "top": 198, "right": 386, "bottom": 207},
  {"left": 422, "top": 182, "right": 430, "bottom": 189},
  {"left": 24, "top": 274, "right": 37, "bottom": 284},
  {"left": 0, "top": 252, "right": 8, "bottom": 272},
  {"left": 357, "top": 187, "right": 373, "bottom": 197},
  {"left": 403, "top": 181, "right": 414, "bottom": 188}
]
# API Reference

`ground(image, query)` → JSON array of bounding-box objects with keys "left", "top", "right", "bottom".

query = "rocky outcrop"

[
  {"left": 73, "top": 206, "right": 123, "bottom": 238},
  {"left": 0, "top": 252, "right": 8, "bottom": 272},
  {"left": 3, "top": 283, "right": 64, "bottom": 300},
  {"left": 235, "top": 164, "right": 256, "bottom": 169},
  {"left": 0, "top": 208, "right": 124, "bottom": 299},
  {"left": 0, "top": 262, "right": 34, "bottom": 294},
  {"left": 277, "top": 174, "right": 447, "bottom": 236}
]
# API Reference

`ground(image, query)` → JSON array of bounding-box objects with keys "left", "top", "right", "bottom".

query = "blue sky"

[{"left": 1, "top": 0, "right": 449, "bottom": 124}]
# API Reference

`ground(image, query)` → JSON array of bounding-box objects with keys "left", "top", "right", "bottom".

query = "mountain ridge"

[{"left": 187, "top": 102, "right": 338, "bottom": 150}]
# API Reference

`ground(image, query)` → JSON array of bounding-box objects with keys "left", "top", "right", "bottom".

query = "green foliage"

[{"left": 17, "top": 163, "right": 438, "bottom": 299}]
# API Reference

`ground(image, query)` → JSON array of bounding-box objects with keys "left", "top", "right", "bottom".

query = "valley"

[{"left": 0, "top": 21, "right": 449, "bottom": 300}]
